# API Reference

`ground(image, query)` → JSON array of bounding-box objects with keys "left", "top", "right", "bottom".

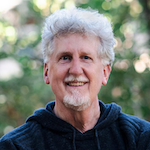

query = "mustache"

[{"left": 64, "top": 75, "right": 89, "bottom": 82}]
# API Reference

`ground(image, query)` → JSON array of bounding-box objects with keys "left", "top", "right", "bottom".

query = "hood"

[
  {"left": 26, "top": 100, "right": 121, "bottom": 135},
  {"left": 26, "top": 101, "right": 121, "bottom": 150},
  {"left": 26, "top": 102, "right": 75, "bottom": 139}
]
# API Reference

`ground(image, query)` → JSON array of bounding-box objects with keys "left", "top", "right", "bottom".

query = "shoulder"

[
  {"left": 1, "top": 121, "right": 39, "bottom": 140},
  {"left": 118, "top": 112, "right": 150, "bottom": 149},
  {"left": 118, "top": 112, "right": 150, "bottom": 132},
  {"left": 0, "top": 121, "right": 42, "bottom": 149}
]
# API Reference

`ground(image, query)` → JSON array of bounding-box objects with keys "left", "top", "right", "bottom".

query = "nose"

[{"left": 69, "top": 58, "right": 83, "bottom": 76}]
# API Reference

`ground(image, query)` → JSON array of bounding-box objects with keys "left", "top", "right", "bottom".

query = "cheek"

[
  {"left": 50, "top": 66, "right": 68, "bottom": 86},
  {"left": 91, "top": 70, "right": 104, "bottom": 90}
]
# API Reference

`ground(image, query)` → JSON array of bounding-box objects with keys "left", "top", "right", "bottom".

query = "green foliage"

[{"left": 0, "top": 0, "right": 150, "bottom": 137}]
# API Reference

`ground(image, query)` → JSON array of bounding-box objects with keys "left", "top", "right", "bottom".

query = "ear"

[
  {"left": 102, "top": 65, "right": 111, "bottom": 85},
  {"left": 44, "top": 63, "right": 50, "bottom": 84}
]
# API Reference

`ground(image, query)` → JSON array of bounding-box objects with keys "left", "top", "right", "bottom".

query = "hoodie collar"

[
  {"left": 26, "top": 100, "right": 121, "bottom": 150},
  {"left": 26, "top": 100, "right": 121, "bottom": 137}
]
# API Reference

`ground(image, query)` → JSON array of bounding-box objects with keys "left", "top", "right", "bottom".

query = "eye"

[
  {"left": 59, "top": 55, "right": 72, "bottom": 63},
  {"left": 83, "top": 56, "right": 90, "bottom": 59},
  {"left": 82, "top": 56, "right": 92, "bottom": 60},
  {"left": 81, "top": 55, "right": 93, "bottom": 63},
  {"left": 61, "top": 56, "right": 70, "bottom": 60}
]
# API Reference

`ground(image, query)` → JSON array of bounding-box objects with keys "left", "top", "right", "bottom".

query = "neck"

[{"left": 53, "top": 99, "right": 100, "bottom": 133}]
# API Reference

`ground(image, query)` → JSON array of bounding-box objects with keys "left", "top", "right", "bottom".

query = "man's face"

[{"left": 44, "top": 33, "right": 111, "bottom": 111}]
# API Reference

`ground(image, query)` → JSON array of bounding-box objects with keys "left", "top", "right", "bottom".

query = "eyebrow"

[
  {"left": 56, "top": 52, "right": 72, "bottom": 59},
  {"left": 56, "top": 50, "right": 94, "bottom": 60},
  {"left": 80, "top": 51, "right": 91, "bottom": 56}
]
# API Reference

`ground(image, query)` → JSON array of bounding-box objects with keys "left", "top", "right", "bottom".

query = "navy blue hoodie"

[{"left": 0, "top": 101, "right": 150, "bottom": 150}]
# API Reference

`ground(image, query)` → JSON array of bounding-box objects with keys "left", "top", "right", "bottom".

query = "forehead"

[{"left": 52, "top": 33, "right": 100, "bottom": 56}]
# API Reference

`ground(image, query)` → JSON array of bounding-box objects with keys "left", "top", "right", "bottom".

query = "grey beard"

[{"left": 63, "top": 90, "right": 91, "bottom": 111}]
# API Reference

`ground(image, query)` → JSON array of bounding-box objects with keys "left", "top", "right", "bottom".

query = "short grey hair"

[{"left": 42, "top": 7, "right": 115, "bottom": 66}]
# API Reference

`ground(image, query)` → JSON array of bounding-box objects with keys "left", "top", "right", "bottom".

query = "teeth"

[{"left": 68, "top": 82, "right": 85, "bottom": 86}]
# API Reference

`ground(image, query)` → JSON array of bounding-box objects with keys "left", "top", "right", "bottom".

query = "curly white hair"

[{"left": 42, "top": 7, "right": 115, "bottom": 66}]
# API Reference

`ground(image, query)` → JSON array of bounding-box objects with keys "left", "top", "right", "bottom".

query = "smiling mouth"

[{"left": 66, "top": 82, "right": 86, "bottom": 86}]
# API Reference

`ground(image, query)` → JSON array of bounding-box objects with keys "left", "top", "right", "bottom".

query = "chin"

[{"left": 63, "top": 94, "right": 91, "bottom": 111}]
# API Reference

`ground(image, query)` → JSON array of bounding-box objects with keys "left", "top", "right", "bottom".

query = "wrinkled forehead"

[
  {"left": 53, "top": 32, "right": 100, "bottom": 48},
  {"left": 51, "top": 33, "right": 101, "bottom": 59},
  {"left": 53, "top": 32, "right": 101, "bottom": 49}
]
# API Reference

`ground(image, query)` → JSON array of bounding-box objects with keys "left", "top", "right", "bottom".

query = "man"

[{"left": 0, "top": 7, "right": 150, "bottom": 150}]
